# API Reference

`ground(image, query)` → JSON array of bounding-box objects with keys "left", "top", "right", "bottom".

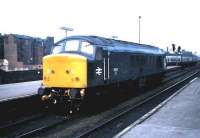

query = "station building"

[
  {"left": 0, "top": 34, "right": 4, "bottom": 59},
  {"left": 0, "top": 34, "right": 54, "bottom": 71}
]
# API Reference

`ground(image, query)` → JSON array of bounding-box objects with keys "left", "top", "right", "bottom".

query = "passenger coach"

[{"left": 166, "top": 52, "right": 198, "bottom": 66}]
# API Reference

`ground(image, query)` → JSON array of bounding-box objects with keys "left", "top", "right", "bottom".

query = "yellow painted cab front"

[{"left": 43, "top": 53, "right": 87, "bottom": 88}]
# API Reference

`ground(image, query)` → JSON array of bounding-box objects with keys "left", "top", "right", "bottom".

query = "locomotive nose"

[{"left": 42, "top": 54, "right": 87, "bottom": 88}]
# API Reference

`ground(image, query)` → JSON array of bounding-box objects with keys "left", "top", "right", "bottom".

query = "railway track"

[
  {"left": 0, "top": 95, "right": 42, "bottom": 127},
  {"left": 163, "top": 66, "right": 197, "bottom": 82},
  {"left": 76, "top": 70, "right": 199, "bottom": 138},
  {"left": 0, "top": 113, "right": 42, "bottom": 130},
  {"left": 0, "top": 114, "right": 69, "bottom": 138},
  {"left": 0, "top": 66, "right": 199, "bottom": 138}
]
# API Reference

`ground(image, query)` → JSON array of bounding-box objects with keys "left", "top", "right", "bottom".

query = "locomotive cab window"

[
  {"left": 80, "top": 41, "right": 94, "bottom": 55},
  {"left": 64, "top": 40, "right": 79, "bottom": 51},
  {"left": 52, "top": 40, "right": 95, "bottom": 57},
  {"left": 52, "top": 45, "right": 64, "bottom": 54}
]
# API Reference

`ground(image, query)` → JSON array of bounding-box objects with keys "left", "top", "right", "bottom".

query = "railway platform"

[
  {"left": 115, "top": 77, "right": 200, "bottom": 138},
  {"left": 166, "top": 65, "right": 180, "bottom": 70},
  {"left": 0, "top": 66, "right": 179, "bottom": 103},
  {"left": 0, "top": 81, "right": 41, "bottom": 102}
]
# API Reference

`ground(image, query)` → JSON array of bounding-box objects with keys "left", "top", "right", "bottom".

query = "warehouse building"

[{"left": 1, "top": 34, "right": 54, "bottom": 71}]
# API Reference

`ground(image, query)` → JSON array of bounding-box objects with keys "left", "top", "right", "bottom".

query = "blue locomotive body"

[
  {"left": 38, "top": 35, "right": 166, "bottom": 112},
  {"left": 55, "top": 35, "right": 166, "bottom": 87}
]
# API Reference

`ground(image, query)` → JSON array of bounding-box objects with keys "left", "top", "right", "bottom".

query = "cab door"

[{"left": 91, "top": 47, "right": 110, "bottom": 86}]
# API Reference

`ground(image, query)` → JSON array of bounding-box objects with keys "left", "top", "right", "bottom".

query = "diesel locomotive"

[{"left": 38, "top": 35, "right": 166, "bottom": 112}]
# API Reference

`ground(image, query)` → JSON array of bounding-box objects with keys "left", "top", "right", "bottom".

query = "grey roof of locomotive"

[{"left": 56, "top": 35, "right": 165, "bottom": 55}]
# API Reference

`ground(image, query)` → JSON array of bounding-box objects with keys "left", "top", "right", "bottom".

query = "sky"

[{"left": 0, "top": 0, "right": 200, "bottom": 55}]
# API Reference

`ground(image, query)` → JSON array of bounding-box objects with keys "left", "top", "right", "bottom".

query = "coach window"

[{"left": 95, "top": 47, "right": 103, "bottom": 60}]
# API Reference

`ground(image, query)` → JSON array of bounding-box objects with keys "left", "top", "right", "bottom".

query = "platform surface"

[
  {"left": 166, "top": 65, "right": 180, "bottom": 70},
  {"left": 115, "top": 77, "right": 200, "bottom": 138},
  {"left": 0, "top": 81, "right": 41, "bottom": 102},
  {"left": 0, "top": 66, "right": 178, "bottom": 103}
]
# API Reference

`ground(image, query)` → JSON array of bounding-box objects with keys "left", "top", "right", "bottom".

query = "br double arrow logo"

[{"left": 96, "top": 67, "right": 102, "bottom": 76}]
